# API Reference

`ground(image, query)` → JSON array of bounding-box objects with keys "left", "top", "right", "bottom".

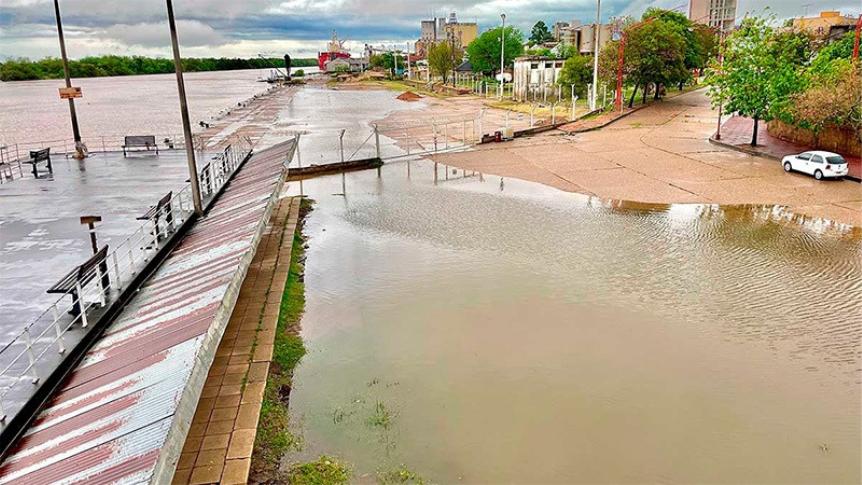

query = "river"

[
  {"left": 0, "top": 68, "right": 316, "bottom": 145},
  {"left": 285, "top": 162, "right": 861, "bottom": 483}
]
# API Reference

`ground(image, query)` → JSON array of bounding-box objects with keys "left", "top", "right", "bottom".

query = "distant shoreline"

[{"left": 0, "top": 55, "right": 318, "bottom": 82}]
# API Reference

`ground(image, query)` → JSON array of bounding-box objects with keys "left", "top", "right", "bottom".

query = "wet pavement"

[
  {"left": 427, "top": 90, "right": 862, "bottom": 227},
  {"left": 285, "top": 160, "right": 861, "bottom": 483},
  {"left": 0, "top": 149, "right": 224, "bottom": 344}
]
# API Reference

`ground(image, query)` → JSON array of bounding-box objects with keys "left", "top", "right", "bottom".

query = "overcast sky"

[{"left": 1, "top": 0, "right": 859, "bottom": 60}]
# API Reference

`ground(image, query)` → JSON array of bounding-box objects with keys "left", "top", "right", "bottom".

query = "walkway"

[
  {"left": 430, "top": 90, "right": 862, "bottom": 227},
  {"left": 0, "top": 141, "right": 295, "bottom": 484},
  {"left": 716, "top": 116, "right": 861, "bottom": 181},
  {"left": 172, "top": 197, "right": 299, "bottom": 485}
]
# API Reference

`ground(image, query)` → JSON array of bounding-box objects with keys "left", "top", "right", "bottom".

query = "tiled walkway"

[
  {"left": 173, "top": 196, "right": 300, "bottom": 485},
  {"left": 718, "top": 116, "right": 861, "bottom": 181}
]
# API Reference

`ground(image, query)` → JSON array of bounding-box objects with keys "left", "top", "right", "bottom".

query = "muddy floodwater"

[{"left": 285, "top": 161, "right": 861, "bottom": 483}]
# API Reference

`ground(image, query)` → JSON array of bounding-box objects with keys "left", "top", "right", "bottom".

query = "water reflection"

[{"left": 286, "top": 160, "right": 861, "bottom": 483}]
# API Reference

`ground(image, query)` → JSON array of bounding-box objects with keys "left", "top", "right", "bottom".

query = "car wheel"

[
  {"left": 783, "top": 162, "right": 792, "bottom": 172},
  {"left": 814, "top": 170, "right": 823, "bottom": 180}
]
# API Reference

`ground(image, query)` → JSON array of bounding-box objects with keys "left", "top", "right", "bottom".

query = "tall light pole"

[
  {"left": 591, "top": 0, "right": 601, "bottom": 110},
  {"left": 53, "top": 0, "right": 85, "bottom": 160},
  {"left": 166, "top": 0, "right": 203, "bottom": 216},
  {"left": 500, "top": 13, "right": 506, "bottom": 99},
  {"left": 406, "top": 42, "right": 412, "bottom": 79}
]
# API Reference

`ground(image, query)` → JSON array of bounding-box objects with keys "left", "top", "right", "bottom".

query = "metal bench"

[
  {"left": 137, "top": 192, "right": 174, "bottom": 245},
  {"left": 47, "top": 245, "right": 109, "bottom": 317},
  {"left": 123, "top": 135, "right": 159, "bottom": 157},
  {"left": 24, "top": 148, "right": 52, "bottom": 177}
]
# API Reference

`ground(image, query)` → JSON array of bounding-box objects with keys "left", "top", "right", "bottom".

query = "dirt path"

[{"left": 429, "top": 89, "right": 862, "bottom": 228}]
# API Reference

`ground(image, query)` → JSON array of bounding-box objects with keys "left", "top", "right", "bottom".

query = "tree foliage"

[
  {"left": 791, "top": 64, "right": 861, "bottom": 137},
  {"left": 466, "top": 26, "right": 525, "bottom": 74},
  {"left": 529, "top": 21, "right": 554, "bottom": 45},
  {"left": 0, "top": 55, "right": 317, "bottom": 81},
  {"left": 706, "top": 16, "right": 809, "bottom": 145},
  {"left": 428, "top": 42, "right": 460, "bottom": 84},
  {"left": 558, "top": 54, "right": 593, "bottom": 95}
]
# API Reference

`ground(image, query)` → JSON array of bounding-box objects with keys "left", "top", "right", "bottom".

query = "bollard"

[{"left": 374, "top": 124, "right": 381, "bottom": 159}]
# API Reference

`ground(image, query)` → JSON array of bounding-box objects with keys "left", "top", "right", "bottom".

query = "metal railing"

[{"left": 0, "top": 137, "right": 253, "bottom": 424}]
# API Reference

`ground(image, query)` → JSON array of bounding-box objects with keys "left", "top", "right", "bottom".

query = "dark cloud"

[{"left": 1, "top": 0, "right": 858, "bottom": 58}]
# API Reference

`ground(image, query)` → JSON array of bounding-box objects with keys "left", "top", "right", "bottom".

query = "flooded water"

[
  {"left": 286, "top": 163, "right": 861, "bottom": 483},
  {"left": 0, "top": 69, "right": 281, "bottom": 144}
]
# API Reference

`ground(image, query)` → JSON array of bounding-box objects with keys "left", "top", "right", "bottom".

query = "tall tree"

[
  {"left": 530, "top": 21, "right": 553, "bottom": 45},
  {"left": 706, "top": 16, "right": 809, "bottom": 146},
  {"left": 428, "top": 42, "right": 459, "bottom": 84},
  {"left": 466, "top": 26, "right": 525, "bottom": 74}
]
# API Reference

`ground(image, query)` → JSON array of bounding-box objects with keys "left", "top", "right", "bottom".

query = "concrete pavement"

[{"left": 429, "top": 89, "right": 862, "bottom": 227}]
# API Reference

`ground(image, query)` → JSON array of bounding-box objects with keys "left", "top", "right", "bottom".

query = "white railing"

[{"left": 0, "top": 137, "right": 253, "bottom": 424}]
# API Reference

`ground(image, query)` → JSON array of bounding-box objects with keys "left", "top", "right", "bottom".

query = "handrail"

[{"left": 0, "top": 135, "right": 253, "bottom": 424}]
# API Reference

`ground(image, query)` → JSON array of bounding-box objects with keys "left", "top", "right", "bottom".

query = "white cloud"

[{"left": 101, "top": 20, "right": 226, "bottom": 48}]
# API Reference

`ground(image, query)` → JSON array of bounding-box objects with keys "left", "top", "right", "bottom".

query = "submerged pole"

[{"left": 53, "top": 0, "right": 85, "bottom": 160}]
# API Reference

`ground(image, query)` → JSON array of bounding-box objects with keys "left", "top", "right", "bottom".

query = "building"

[
  {"left": 793, "top": 11, "right": 859, "bottom": 42},
  {"left": 324, "top": 57, "right": 367, "bottom": 73},
  {"left": 415, "top": 12, "right": 478, "bottom": 58},
  {"left": 688, "top": 0, "right": 737, "bottom": 31},
  {"left": 550, "top": 20, "right": 611, "bottom": 56},
  {"left": 513, "top": 56, "right": 565, "bottom": 101}
]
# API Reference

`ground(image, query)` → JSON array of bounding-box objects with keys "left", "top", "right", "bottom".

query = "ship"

[{"left": 318, "top": 31, "right": 351, "bottom": 70}]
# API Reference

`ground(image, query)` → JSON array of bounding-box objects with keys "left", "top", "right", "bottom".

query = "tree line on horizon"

[{"left": 0, "top": 55, "right": 318, "bottom": 82}]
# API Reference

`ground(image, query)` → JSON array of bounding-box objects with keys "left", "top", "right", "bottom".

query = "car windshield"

[{"left": 826, "top": 156, "right": 847, "bottom": 164}]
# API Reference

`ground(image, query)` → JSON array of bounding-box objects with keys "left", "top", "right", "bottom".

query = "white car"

[{"left": 782, "top": 150, "right": 849, "bottom": 180}]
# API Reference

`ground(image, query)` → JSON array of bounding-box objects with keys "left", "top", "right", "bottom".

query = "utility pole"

[
  {"left": 591, "top": 0, "right": 601, "bottom": 111},
  {"left": 166, "top": 0, "right": 203, "bottom": 216},
  {"left": 500, "top": 13, "right": 506, "bottom": 99},
  {"left": 53, "top": 0, "right": 85, "bottom": 160},
  {"left": 406, "top": 42, "right": 412, "bottom": 79},
  {"left": 715, "top": 27, "right": 726, "bottom": 140}
]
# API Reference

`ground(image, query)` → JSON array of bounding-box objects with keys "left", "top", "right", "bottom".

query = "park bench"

[
  {"left": 47, "top": 245, "right": 109, "bottom": 316},
  {"left": 137, "top": 191, "right": 174, "bottom": 245},
  {"left": 123, "top": 135, "right": 159, "bottom": 157},
  {"left": 24, "top": 148, "right": 52, "bottom": 177}
]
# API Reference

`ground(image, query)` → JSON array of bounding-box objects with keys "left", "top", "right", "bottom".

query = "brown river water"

[
  {"left": 285, "top": 162, "right": 861, "bottom": 483},
  {"left": 2, "top": 74, "right": 860, "bottom": 483}
]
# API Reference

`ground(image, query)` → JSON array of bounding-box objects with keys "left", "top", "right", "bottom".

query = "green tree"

[
  {"left": 558, "top": 54, "right": 593, "bottom": 95},
  {"left": 428, "top": 42, "right": 459, "bottom": 84},
  {"left": 370, "top": 53, "right": 394, "bottom": 70},
  {"left": 706, "top": 16, "right": 808, "bottom": 146},
  {"left": 466, "top": 26, "right": 525, "bottom": 74},
  {"left": 529, "top": 21, "right": 553, "bottom": 45}
]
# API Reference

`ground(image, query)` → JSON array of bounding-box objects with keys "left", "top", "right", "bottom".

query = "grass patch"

[
  {"left": 287, "top": 456, "right": 350, "bottom": 485},
  {"left": 251, "top": 198, "right": 313, "bottom": 480},
  {"left": 366, "top": 400, "right": 393, "bottom": 429},
  {"left": 377, "top": 466, "right": 426, "bottom": 484}
]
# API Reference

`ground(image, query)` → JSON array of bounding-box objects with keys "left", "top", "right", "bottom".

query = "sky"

[{"left": 0, "top": 0, "right": 859, "bottom": 60}]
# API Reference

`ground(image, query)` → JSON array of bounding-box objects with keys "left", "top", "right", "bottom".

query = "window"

[
  {"left": 826, "top": 156, "right": 847, "bottom": 165},
  {"left": 531, "top": 63, "right": 539, "bottom": 69},
  {"left": 797, "top": 153, "right": 812, "bottom": 160},
  {"left": 811, "top": 155, "right": 824, "bottom": 164}
]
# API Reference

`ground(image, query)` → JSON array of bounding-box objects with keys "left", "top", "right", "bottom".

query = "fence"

[
  {"left": 0, "top": 136, "right": 253, "bottom": 424},
  {"left": 0, "top": 133, "right": 206, "bottom": 184}
]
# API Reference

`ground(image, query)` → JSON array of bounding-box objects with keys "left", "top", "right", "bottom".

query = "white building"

[
  {"left": 688, "top": 0, "right": 737, "bottom": 31},
  {"left": 513, "top": 56, "right": 565, "bottom": 101}
]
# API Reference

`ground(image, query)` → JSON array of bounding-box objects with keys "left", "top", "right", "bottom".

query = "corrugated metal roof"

[{"left": 0, "top": 140, "right": 295, "bottom": 484}]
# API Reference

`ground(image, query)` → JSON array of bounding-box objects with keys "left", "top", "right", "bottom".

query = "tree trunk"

[
  {"left": 642, "top": 84, "right": 648, "bottom": 104},
  {"left": 654, "top": 83, "right": 660, "bottom": 100},
  {"left": 679, "top": 81, "right": 684, "bottom": 91},
  {"left": 628, "top": 84, "right": 638, "bottom": 108},
  {"left": 751, "top": 117, "right": 759, "bottom": 147}
]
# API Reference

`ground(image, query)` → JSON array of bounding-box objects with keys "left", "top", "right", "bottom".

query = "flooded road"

[{"left": 286, "top": 162, "right": 861, "bottom": 483}]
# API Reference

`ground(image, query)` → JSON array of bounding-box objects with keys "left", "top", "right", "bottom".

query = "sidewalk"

[{"left": 714, "top": 116, "right": 861, "bottom": 181}]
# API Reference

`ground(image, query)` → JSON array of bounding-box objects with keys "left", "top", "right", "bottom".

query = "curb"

[{"left": 709, "top": 136, "right": 861, "bottom": 183}]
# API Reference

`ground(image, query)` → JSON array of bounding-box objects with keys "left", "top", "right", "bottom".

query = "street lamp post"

[
  {"left": 715, "top": 28, "right": 726, "bottom": 140},
  {"left": 166, "top": 0, "right": 203, "bottom": 216},
  {"left": 500, "top": 13, "right": 506, "bottom": 99},
  {"left": 52, "top": 0, "right": 85, "bottom": 160},
  {"left": 591, "top": 0, "right": 601, "bottom": 111}
]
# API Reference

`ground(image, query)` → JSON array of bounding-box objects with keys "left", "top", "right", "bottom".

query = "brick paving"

[
  {"left": 173, "top": 196, "right": 300, "bottom": 485},
  {"left": 718, "top": 116, "right": 861, "bottom": 181}
]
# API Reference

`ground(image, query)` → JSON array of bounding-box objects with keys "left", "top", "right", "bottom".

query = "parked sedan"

[{"left": 782, "top": 150, "right": 849, "bottom": 180}]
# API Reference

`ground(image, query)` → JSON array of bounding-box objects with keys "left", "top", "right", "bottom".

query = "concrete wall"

[
  {"left": 513, "top": 58, "right": 564, "bottom": 100},
  {"left": 768, "top": 120, "right": 861, "bottom": 157}
]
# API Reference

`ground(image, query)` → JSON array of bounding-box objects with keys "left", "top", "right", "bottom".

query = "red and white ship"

[{"left": 318, "top": 31, "right": 351, "bottom": 70}]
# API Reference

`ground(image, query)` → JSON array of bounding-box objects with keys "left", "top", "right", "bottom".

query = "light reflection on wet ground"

[{"left": 285, "top": 159, "right": 861, "bottom": 483}]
